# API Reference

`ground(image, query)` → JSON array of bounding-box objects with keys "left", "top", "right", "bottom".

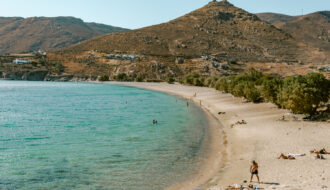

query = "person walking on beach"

[{"left": 250, "top": 160, "right": 260, "bottom": 183}]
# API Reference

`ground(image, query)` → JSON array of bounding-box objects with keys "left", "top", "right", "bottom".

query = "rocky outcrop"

[{"left": 0, "top": 70, "right": 48, "bottom": 81}]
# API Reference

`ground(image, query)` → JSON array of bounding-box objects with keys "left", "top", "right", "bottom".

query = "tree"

[
  {"left": 55, "top": 61, "right": 64, "bottom": 74},
  {"left": 243, "top": 82, "right": 262, "bottom": 103},
  {"left": 277, "top": 73, "right": 329, "bottom": 116},
  {"left": 167, "top": 77, "right": 175, "bottom": 84},
  {"left": 99, "top": 75, "right": 109, "bottom": 82},
  {"left": 261, "top": 77, "right": 283, "bottom": 105}
]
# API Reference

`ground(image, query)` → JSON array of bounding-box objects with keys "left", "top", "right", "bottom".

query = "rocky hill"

[
  {"left": 257, "top": 11, "right": 330, "bottom": 51},
  {"left": 256, "top": 13, "right": 296, "bottom": 25},
  {"left": 66, "top": 0, "right": 307, "bottom": 62},
  {"left": 49, "top": 0, "right": 328, "bottom": 80},
  {"left": 0, "top": 16, "right": 128, "bottom": 54}
]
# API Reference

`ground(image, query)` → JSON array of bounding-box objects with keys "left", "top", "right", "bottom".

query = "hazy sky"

[{"left": 0, "top": 0, "right": 329, "bottom": 29}]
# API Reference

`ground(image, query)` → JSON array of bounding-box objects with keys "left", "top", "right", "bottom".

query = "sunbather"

[
  {"left": 311, "top": 148, "right": 330, "bottom": 154},
  {"left": 320, "top": 148, "right": 330, "bottom": 154},
  {"left": 278, "top": 153, "right": 295, "bottom": 160},
  {"left": 315, "top": 152, "right": 325, "bottom": 160}
]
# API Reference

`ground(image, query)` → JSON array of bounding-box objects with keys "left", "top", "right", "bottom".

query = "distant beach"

[{"left": 109, "top": 82, "right": 330, "bottom": 190}]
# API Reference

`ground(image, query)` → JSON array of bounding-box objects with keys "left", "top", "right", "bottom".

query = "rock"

[
  {"left": 175, "top": 57, "right": 184, "bottom": 64},
  {"left": 203, "top": 65, "right": 210, "bottom": 73}
]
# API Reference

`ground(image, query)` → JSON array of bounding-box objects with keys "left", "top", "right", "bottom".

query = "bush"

[
  {"left": 243, "top": 82, "right": 262, "bottom": 103},
  {"left": 114, "top": 73, "right": 133, "bottom": 81},
  {"left": 182, "top": 72, "right": 203, "bottom": 86},
  {"left": 167, "top": 77, "right": 175, "bottom": 84},
  {"left": 136, "top": 75, "right": 145, "bottom": 82},
  {"left": 261, "top": 77, "right": 283, "bottom": 104},
  {"left": 232, "top": 82, "right": 246, "bottom": 97},
  {"left": 146, "top": 79, "right": 164, "bottom": 83},
  {"left": 99, "top": 75, "right": 109, "bottom": 82},
  {"left": 193, "top": 78, "right": 204, "bottom": 86},
  {"left": 277, "top": 73, "right": 329, "bottom": 116},
  {"left": 215, "top": 77, "right": 229, "bottom": 92},
  {"left": 55, "top": 61, "right": 64, "bottom": 74}
]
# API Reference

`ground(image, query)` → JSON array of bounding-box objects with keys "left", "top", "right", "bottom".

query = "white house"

[{"left": 12, "top": 59, "right": 31, "bottom": 65}]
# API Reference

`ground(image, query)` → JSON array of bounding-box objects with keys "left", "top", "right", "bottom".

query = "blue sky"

[{"left": 0, "top": 0, "right": 329, "bottom": 29}]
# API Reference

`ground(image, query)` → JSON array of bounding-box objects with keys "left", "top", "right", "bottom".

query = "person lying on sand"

[
  {"left": 320, "top": 148, "right": 330, "bottom": 154},
  {"left": 226, "top": 184, "right": 263, "bottom": 190},
  {"left": 315, "top": 152, "right": 325, "bottom": 160},
  {"left": 236, "top": 120, "right": 247, "bottom": 125},
  {"left": 278, "top": 153, "right": 295, "bottom": 160},
  {"left": 310, "top": 148, "right": 330, "bottom": 154}
]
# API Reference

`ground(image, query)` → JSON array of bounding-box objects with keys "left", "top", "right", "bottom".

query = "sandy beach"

[{"left": 107, "top": 82, "right": 330, "bottom": 190}]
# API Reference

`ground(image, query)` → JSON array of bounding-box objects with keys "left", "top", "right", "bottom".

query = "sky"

[{"left": 0, "top": 0, "right": 329, "bottom": 29}]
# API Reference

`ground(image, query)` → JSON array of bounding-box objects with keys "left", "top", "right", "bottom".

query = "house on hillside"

[{"left": 12, "top": 59, "right": 31, "bottom": 65}]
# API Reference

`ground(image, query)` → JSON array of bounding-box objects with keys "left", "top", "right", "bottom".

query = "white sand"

[{"left": 105, "top": 82, "right": 330, "bottom": 190}]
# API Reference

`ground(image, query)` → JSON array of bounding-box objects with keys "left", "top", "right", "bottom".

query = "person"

[
  {"left": 320, "top": 148, "right": 330, "bottom": 154},
  {"left": 278, "top": 153, "right": 296, "bottom": 160},
  {"left": 250, "top": 160, "right": 260, "bottom": 183},
  {"left": 311, "top": 148, "right": 330, "bottom": 154},
  {"left": 315, "top": 152, "right": 325, "bottom": 160}
]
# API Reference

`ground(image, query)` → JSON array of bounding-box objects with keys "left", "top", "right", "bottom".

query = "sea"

[{"left": 0, "top": 81, "right": 208, "bottom": 190}]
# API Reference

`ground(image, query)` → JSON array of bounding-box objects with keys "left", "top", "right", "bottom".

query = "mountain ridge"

[
  {"left": 0, "top": 16, "right": 128, "bottom": 54},
  {"left": 257, "top": 11, "right": 330, "bottom": 51}
]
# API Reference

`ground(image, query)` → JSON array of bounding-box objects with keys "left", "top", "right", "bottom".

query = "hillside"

[
  {"left": 256, "top": 13, "right": 296, "bottom": 25},
  {"left": 48, "top": 0, "right": 328, "bottom": 80},
  {"left": 66, "top": 0, "right": 305, "bottom": 62},
  {"left": 0, "top": 16, "right": 128, "bottom": 54},
  {"left": 257, "top": 11, "right": 330, "bottom": 51}
]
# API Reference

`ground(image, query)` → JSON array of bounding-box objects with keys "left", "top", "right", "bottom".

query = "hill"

[
  {"left": 49, "top": 0, "right": 328, "bottom": 80},
  {"left": 0, "top": 16, "right": 128, "bottom": 54},
  {"left": 66, "top": 0, "right": 305, "bottom": 62},
  {"left": 256, "top": 13, "right": 296, "bottom": 25},
  {"left": 257, "top": 11, "right": 330, "bottom": 51}
]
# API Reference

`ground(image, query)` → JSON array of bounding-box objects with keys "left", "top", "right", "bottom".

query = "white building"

[{"left": 12, "top": 59, "right": 31, "bottom": 65}]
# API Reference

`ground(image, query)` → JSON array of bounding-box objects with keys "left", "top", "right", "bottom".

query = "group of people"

[
  {"left": 311, "top": 148, "right": 330, "bottom": 159},
  {"left": 242, "top": 148, "right": 329, "bottom": 189},
  {"left": 226, "top": 161, "right": 261, "bottom": 189},
  {"left": 277, "top": 148, "right": 329, "bottom": 160}
]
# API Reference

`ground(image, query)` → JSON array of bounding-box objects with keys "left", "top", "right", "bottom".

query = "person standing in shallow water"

[{"left": 250, "top": 160, "right": 260, "bottom": 183}]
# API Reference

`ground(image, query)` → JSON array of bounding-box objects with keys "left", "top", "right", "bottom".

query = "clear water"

[{"left": 0, "top": 81, "right": 208, "bottom": 190}]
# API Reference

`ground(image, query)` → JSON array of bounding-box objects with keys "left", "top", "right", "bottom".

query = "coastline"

[{"left": 105, "top": 82, "right": 330, "bottom": 190}]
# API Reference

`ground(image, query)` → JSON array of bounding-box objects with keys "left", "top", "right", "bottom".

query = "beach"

[{"left": 110, "top": 82, "right": 330, "bottom": 190}]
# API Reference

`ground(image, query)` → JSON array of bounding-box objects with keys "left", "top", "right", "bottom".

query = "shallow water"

[{"left": 0, "top": 81, "right": 208, "bottom": 190}]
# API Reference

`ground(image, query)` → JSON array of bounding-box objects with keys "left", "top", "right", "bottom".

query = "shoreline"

[
  {"left": 104, "top": 81, "right": 227, "bottom": 190},
  {"left": 105, "top": 82, "right": 330, "bottom": 190}
]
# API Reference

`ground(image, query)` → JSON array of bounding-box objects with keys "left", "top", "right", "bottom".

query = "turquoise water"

[{"left": 0, "top": 81, "right": 208, "bottom": 190}]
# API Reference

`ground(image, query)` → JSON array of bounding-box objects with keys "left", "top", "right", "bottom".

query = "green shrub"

[
  {"left": 261, "top": 77, "right": 283, "bottom": 104},
  {"left": 193, "top": 78, "right": 204, "bottom": 86},
  {"left": 232, "top": 82, "right": 246, "bottom": 97},
  {"left": 182, "top": 72, "right": 202, "bottom": 86},
  {"left": 277, "top": 73, "right": 329, "bottom": 116},
  {"left": 114, "top": 73, "right": 134, "bottom": 81},
  {"left": 215, "top": 78, "right": 228, "bottom": 92},
  {"left": 136, "top": 75, "right": 145, "bottom": 82},
  {"left": 55, "top": 61, "right": 64, "bottom": 74},
  {"left": 167, "top": 77, "right": 175, "bottom": 84},
  {"left": 146, "top": 79, "right": 164, "bottom": 83},
  {"left": 243, "top": 82, "right": 262, "bottom": 103},
  {"left": 99, "top": 75, "right": 109, "bottom": 82}
]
